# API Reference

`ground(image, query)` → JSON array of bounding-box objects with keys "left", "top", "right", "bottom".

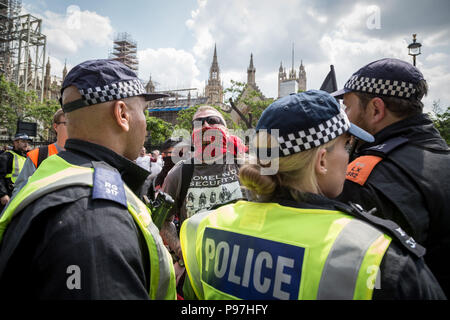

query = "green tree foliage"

[
  {"left": 28, "top": 99, "right": 61, "bottom": 140},
  {"left": 145, "top": 113, "right": 173, "bottom": 148},
  {"left": 429, "top": 100, "right": 450, "bottom": 145},
  {"left": 224, "top": 79, "right": 274, "bottom": 129},
  {"left": 0, "top": 74, "right": 35, "bottom": 135}
]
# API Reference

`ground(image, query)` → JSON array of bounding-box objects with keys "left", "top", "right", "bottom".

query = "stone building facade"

[{"left": 278, "top": 60, "right": 307, "bottom": 98}]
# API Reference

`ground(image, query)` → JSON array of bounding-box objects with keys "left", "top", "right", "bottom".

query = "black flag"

[{"left": 320, "top": 65, "right": 338, "bottom": 93}]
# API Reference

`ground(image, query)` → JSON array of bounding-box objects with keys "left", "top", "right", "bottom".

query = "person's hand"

[
  {"left": 174, "top": 261, "right": 186, "bottom": 286},
  {"left": 1, "top": 195, "right": 10, "bottom": 206}
]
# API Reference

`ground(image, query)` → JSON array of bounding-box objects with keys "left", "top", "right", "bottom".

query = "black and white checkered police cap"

[
  {"left": 256, "top": 90, "right": 374, "bottom": 157},
  {"left": 332, "top": 58, "right": 425, "bottom": 100},
  {"left": 59, "top": 59, "right": 168, "bottom": 113}
]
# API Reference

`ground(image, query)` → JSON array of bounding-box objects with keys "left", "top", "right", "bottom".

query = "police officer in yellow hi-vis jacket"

[
  {"left": 0, "top": 133, "right": 31, "bottom": 212},
  {"left": 180, "top": 90, "right": 445, "bottom": 300},
  {"left": 0, "top": 59, "right": 176, "bottom": 299}
]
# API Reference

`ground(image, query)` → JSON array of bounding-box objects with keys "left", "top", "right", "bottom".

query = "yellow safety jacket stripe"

[
  {"left": 181, "top": 200, "right": 391, "bottom": 300},
  {"left": 0, "top": 155, "right": 176, "bottom": 300},
  {"left": 5, "top": 151, "right": 26, "bottom": 183}
]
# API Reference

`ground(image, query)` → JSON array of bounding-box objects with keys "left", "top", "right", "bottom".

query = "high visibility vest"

[
  {"left": 0, "top": 155, "right": 176, "bottom": 300},
  {"left": 27, "top": 143, "right": 59, "bottom": 168},
  {"left": 4, "top": 151, "right": 26, "bottom": 184},
  {"left": 180, "top": 200, "right": 392, "bottom": 300}
]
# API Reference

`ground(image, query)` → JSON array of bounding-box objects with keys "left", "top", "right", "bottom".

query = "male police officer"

[
  {"left": 0, "top": 133, "right": 31, "bottom": 211},
  {"left": 12, "top": 109, "right": 68, "bottom": 197},
  {"left": 332, "top": 58, "right": 450, "bottom": 295},
  {"left": 0, "top": 59, "right": 176, "bottom": 299}
]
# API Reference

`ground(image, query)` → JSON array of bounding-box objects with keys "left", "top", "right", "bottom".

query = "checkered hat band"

[
  {"left": 79, "top": 79, "right": 146, "bottom": 105},
  {"left": 344, "top": 75, "right": 416, "bottom": 98},
  {"left": 278, "top": 111, "right": 350, "bottom": 156}
]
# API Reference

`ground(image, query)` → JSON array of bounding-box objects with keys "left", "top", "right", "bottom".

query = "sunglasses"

[{"left": 192, "top": 116, "right": 225, "bottom": 128}]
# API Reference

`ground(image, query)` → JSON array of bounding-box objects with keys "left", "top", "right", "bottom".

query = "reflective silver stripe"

[
  {"left": 183, "top": 209, "right": 213, "bottom": 299},
  {"left": 148, "top": 221, "right": 174, "bottom": 299},
  {"left": 317, "top": 219, "right": 383, "bottom": 300},
  {"left": 12, "top": 171, "right": 93, "bottom": 218},
  {"left": 5, "top": 152, "right": 21, "bottom": 180},
  {"left": 12, "top": 153, "right": 20, "bottom": 179},
  {"left": 10, "top": 169, "right": 173, "bottom": 299}
]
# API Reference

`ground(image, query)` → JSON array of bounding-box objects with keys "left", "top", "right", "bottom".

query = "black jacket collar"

[
  {"left": 271, "top": 187, "right": 351, "bottom": 213},
  {"left": 12, "top": 149, "right": 27, "bottom": 157},
  {"left": 358, "top": 113, "right": 448, "bottom": 152},
  {"left": 60, "top": 139, "right": 149, "bottom": 194}
]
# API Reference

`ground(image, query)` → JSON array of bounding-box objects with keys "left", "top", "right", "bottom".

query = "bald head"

[
  {"left": 61, "top": 85, "right": 149, "bottom": 160},
  {"left": 192, "top": 106, "right": 227, "bottom": 132}
]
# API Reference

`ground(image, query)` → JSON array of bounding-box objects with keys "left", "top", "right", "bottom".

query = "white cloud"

[
  {"left": 37, "top": 6, "right": 113, "bottom": 58},
  {"left": 315, "top": 5, "right": 449, "bottom": 111},
  {"left": 21, "top": 5, "right": 114, "bottom": 81},
  {"left": 423, "top": 30, "right": 450, "bottom": 47},
  {"left": 425, "top": 52, "right": 448, "bottom": 64},
  {"left": 23, "top": 0, "right": 450, "bottom": 109},
  {"left": 138, "top": 48, "right": 202, "bottom": 95},
  {"left": 421, "top": 65, "right": 450, "bottom": 110}
]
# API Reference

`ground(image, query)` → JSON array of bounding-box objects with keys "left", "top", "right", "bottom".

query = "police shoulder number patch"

[
  {"left": 201, "top": 227, "right": 304, "bottom": 300},
  {"left": 92, "top": 167, "right": 127, "bottom": 207},
  {"left": 346, "top": 155, "right": 383, "bottom": 186}
]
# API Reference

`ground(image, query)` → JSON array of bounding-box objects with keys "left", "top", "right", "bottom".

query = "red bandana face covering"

[
  {"left": 191, "top": 126, "right": 249, "bottom": 162},
  {"left": 192, "top": 126, "right": 228, "bottom": 162}
]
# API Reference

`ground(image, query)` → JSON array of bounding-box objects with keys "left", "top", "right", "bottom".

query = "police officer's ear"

[
  {"left": 112, "top": 100, "right": 130, "bottom": 132},
  {"left": 315, "top": 148, "right": 328, "bottom": 176},
  {"left": 367, "top": 97, "right": 386, "bottom": 125}
]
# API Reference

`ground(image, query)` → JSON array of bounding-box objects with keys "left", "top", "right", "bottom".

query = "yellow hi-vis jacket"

[
  {"left": 4, "top": 150, "right": 26, "bottom": 184},
  {"left": 0, "top": 154, "right": 176, "bottom": 300},
  {"left": 180, "top": 200, "right": 392, "bottom": 300}
]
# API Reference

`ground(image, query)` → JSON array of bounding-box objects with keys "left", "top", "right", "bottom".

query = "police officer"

[
  {"left": 180, "top": 90, "right": 445, "bottom": 300},
  {"left": 12, "top": 108, "right": 68, "bottom": 198},
  {"left": 0, "top": 133, "right": 31, "bottom": 211},
  {"left": 0, "top": 59, "right": 176, "bottom": 299},
  {"left": 332, "top": 58, "right": 450, "bottom": 295}
]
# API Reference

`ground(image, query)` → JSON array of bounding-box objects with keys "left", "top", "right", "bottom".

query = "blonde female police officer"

[{"left": 179, "top": 90, "right": 445, "bottom": 300}]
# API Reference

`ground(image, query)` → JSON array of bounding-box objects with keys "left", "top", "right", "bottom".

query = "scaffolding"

[
  {"left": 0, "top": 0, "right": 47, "bottom": 100},
  {"left": 109, "top": 32, "right": 138, "bottom": 72},
  {"left": 0, "top": 0, "right": 22, "bottom": 77}
]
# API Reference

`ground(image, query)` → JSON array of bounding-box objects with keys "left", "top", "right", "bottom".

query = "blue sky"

[{"left": 23, "top": 0, "right": 450, "bottom": 110}]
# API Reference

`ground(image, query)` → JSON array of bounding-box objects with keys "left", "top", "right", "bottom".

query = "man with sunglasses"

[
  {"left": 11, "top": 109, "right": 68, "bottom": 198},
  {"left": 160, "top": 106, "right": 246, "bottom": 289}
]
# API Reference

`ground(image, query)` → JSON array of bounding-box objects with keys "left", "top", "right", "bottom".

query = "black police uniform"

[
  {"left": 338, "top": 113, "right": 450, "bottom": 296},
  {"left": 0, "top": 148, "right": 27, "bottom": 211},
  {"left": 0, "top": 139, "right": 152, "bottom": 299}
]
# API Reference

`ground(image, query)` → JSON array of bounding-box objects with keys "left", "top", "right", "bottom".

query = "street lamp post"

[{"left": 408, "top": 34, "right": 422, "bottom": 67}]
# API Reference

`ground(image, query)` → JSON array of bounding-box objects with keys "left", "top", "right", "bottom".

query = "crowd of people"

[{"left": 0, "top": 56, "right": 448, "bottom": 300}]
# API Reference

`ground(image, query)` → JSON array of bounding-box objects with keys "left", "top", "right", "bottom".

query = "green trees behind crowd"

[{"left": 0, "top": 74, "right": 60, "bottom": 141}]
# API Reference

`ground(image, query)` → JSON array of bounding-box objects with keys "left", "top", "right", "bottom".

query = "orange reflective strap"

[
  {"left": 27, "top": 148, "right": 40, "bottom": 168},
  {"left": 27, "top": 144, "right": 58, "bottom": 169},
  {"left": 346, "top": 155, "right": 383, "bottom": 186}
]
